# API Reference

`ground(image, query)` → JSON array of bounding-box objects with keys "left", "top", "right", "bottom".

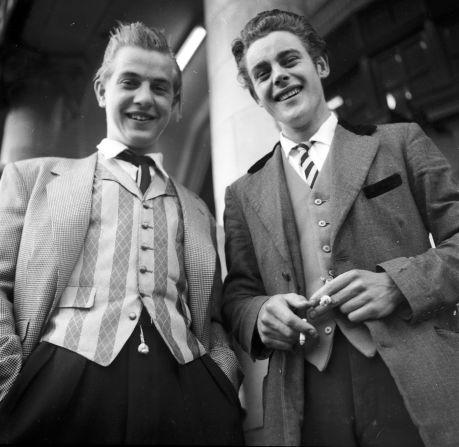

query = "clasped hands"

[{"left": 256, "top": 269, "right": 404, "bottom": 351}]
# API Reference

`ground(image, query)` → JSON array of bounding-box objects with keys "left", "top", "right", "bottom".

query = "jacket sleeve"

[
  {"left": 0, "top": 163, "right": 27, "bottom": 401},
  {"left": 206, "top": 211, "right": 243, "bottom": 391},
  {"left": 222, "top": 185, "right": 271, "bottom": 360},
  {"left": 378, "top": 123, "right": 459, "bottom": 322}
]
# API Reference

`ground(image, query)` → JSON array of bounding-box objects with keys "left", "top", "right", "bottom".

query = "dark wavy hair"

[
  {"left": 232, "top": 9, "right": 327, "bottom": 100},
  {"left": 94, "top": 22, "right": 182, "bottom": 107}
]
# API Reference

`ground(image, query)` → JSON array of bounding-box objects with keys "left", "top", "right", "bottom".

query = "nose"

[
  {"left": 273, "top": 65, "right": 289, "bottom": 86},
  {"left": 134, "top": 82, "right": 153, "bottom": 106}
]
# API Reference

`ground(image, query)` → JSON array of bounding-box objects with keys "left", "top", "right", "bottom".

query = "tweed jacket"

[
  {"left": 223, "top": 122, "right": 459, "bottom": 447},
  {"left": 0, "top": 152, "right": 240, "bottom": 402}
]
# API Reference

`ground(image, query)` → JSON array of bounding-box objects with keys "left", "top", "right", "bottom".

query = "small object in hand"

[
  {"left": 319, "top": 295, "right": 332, "bottom": 307},
  {"left": 299, "top": 318, "right": 307, "bottom": 346}
]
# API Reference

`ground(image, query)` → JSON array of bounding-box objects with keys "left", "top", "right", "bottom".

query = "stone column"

[
  {"left": 204, "top": 1, "right": 306, "bottom": 444},
  {"left": 0, "top": 45, "right": 88, "bottom": 163}
]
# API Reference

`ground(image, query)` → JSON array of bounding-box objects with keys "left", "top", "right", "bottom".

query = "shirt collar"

[
  {"left": 97, "top": 138, "right": 169, "bottom": 178},
  {"left": 280, "top": 112, "right": 338, "bottom": 157}
]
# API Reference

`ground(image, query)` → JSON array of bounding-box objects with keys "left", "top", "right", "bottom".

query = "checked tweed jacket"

[{"left": 0, "top": 152, "right": 240, "bottom": 402}]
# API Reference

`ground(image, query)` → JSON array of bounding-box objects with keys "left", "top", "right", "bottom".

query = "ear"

[
  {"left": 315, "top": 57, "right": 330, "bottom": 79},
  {"left": 94, "top": 79, "right": 106, "bottom": 108}
]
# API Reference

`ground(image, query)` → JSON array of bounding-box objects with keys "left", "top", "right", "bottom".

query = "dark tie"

[
  {"left": 294, "top": 142, "right": 318, "bottom": 189},
  {"left": 116, "top": 150, "right": 156, "bottom": 194}
]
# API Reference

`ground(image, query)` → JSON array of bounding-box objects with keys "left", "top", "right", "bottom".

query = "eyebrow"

[
  {"left": 250, "top": 48, "right": 302, "bottom": 74},
  {"left": 117, "top": 71, "right": 172, "bottom": 85}
]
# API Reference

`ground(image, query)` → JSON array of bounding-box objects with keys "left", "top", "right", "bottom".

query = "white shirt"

[
  {"left": 280, "top": 113, "right": 338, "bottom": 183},
  {"left": 97, "top": 138, "right": 169, "bottom": 182}
]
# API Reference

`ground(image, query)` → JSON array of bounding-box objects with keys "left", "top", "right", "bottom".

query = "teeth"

[
  {"left": 129, "top": 113, "right": 152, "bottom": 121},
  {"left": 278, "top": 88, "right": 300, "bottom": 101}
]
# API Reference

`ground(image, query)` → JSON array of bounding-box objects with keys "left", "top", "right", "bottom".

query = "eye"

[
  {"left": 284, "top": 56, "right": 298, "bottom": 67},
  {"left": 152, "top": 83, "right": 172, "bottom": 95},
  {"left": 120, "top": 78, "right": 138, "bottom": 88},
  {"left": 254, "top": 69, "right": 269, "bottom": 82}
]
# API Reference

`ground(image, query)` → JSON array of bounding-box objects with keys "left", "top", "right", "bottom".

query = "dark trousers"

[
  {"left": 0, "top": 310, "right": 244, "bottom": 445},
  {"left": 302, "top": 328, "right": 424, "bottom": 447}
]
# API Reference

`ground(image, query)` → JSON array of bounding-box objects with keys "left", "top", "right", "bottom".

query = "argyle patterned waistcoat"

[{"left": 41, "top": 156, "right": 206, "bottom": 365}]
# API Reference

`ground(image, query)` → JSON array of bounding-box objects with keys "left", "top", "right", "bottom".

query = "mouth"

[
  {"left": 274, "top": 86, "right": 302, "bottom": 102},
  {"left": 126, "top": 112, "right": 155, "bottom": 122}
]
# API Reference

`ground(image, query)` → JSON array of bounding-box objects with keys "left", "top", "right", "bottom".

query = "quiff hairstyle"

[
  {"left": 232, "top": 9, "right": 328, "bottom": 100},
  {"left": 94, "top": 22, "right": 182, "bottom": 107}
]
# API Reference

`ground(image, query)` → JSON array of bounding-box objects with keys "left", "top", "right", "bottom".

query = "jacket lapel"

[
  {"left": 329, "top": 125, "right": 379, "bottom": 246},
  {"left": 173, "top": 180, "right": 215, "bottom": 340},
  {"left": 246, "top": 145, "right": 304, "bottom": 292},
  {"left": 46, "top": 154, "right": 97, "bottom": 308}
]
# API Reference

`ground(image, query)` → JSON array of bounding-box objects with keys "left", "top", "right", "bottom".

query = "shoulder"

[
  {"left": 172, "top": 179, "right": 214, "bottom": 218},
  {"left": 338, "top": 120, "right": 426, "bottom": 147}
]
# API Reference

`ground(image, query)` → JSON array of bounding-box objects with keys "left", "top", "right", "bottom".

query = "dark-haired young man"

[
  {"left": 0, "top": 22, "right": 243, "bottom": 444},
  {"left": 223, "top": 8, "right": 459, "bottom": 447}
]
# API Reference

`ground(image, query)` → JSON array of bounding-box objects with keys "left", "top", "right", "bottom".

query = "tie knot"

[
  {"left": 293, "top": 142, "right": 311, "bottom": 153},
  {"left": 116, "top": 150, "right": 155, "bottom": 168}
]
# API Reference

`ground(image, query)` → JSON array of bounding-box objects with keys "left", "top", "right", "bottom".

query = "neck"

[{"left": 283, "top": 110, "right": 331, "bottom": 143}]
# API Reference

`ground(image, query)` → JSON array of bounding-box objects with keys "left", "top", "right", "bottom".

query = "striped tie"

[{"left": 295, "top": 142, "right": 318, "bottom": 188}]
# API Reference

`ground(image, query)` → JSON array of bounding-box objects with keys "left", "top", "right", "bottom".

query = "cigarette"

[{"left": 299, "top": 318, "right": 307, "bottom": 345}]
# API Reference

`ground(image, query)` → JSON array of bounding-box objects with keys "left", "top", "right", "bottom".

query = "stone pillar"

[
  {"left": 204, "top": 1, "right": 306, "bottom": 444},
  {"left": 0, "top": 45, "right": 88, "bottom": 163}
]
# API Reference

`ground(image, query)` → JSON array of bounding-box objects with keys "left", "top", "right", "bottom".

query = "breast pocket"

[
  {"left": 58, "top": 286, "right": 96, "bottom": 309},
  {"left": 362, "top": 173, "right": 402, "bottom": 199}
]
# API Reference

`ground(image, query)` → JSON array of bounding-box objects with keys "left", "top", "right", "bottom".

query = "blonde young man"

[{"left": 0, "top": 22, "right": 243, "bottom": 444}]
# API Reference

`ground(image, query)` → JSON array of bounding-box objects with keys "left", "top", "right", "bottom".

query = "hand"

[
  {"left": 308, "top": 270, "right": 405, "bottom": 323},
  {"left": 257, "top": 293, "right": 318, "bottom": 350}
]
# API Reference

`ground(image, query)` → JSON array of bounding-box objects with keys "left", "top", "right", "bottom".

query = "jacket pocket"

[
  {"left": 363, "top": 173, "right": 402, "bottom": 199},
  {"left": 58, "top": 286, "right": 96, "bottom": 309}
]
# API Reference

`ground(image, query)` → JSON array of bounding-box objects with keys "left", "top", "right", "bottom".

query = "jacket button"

[
  {"left": 282, "top": 272, "right": 291, "bottom": 281},
  {"left": 318, "top": 220, "right": 327, "bottom": 227},
  {"left": 129, "top": 312, "right": 137, "bottom": 320},
  {"left": 324, "top": 326, "right": 333, "bottom": 335},
  {"left": 322, "top": 245, "right": 331, "bottom": 253},
  {"left": 314, "top": 198, "right": 323, "bottom": 205}
]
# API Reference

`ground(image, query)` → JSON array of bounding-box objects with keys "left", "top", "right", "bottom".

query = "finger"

[
  {"left": 283, "top": 293, "right": 312, "bottom": 310},
  {"left": 310, "top": 282, "right": 361, "bottom": 319},
  {"left": 339, "top": 294, "right": 368, "bottom": 315},
  {"left": 298, "top": 325, "right": 319, "bottom": 345},
  {"left": 347, "top": 305, "right": 372, "bottom": 323},
  {"left": 309, "top": 270, "right": 360, "bottom": 303}
]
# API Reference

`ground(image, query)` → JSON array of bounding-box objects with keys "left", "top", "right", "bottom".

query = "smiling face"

[
  {"left": 94, "top": 46, "right": 176, "bottom": 154},
  {"left": 245, "top": 30, "right": 330, "bottom": 142}
]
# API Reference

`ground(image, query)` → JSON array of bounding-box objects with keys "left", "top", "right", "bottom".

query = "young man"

[
  {"left": 0, "top": 22, "right": 243, "bottom": 444},
  {"left": 223, "top": 9, "right": 459, "bottom": 447}
]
